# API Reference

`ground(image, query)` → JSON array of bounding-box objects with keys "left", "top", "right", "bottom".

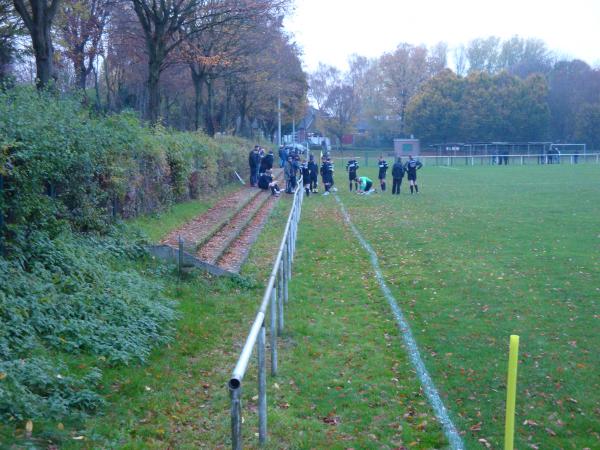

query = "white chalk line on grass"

[
  {"left": 437, "top": 166, "right": 461, "bottom": 170},
  {"left": 334, "top": 194, "right": 464, "bottom": 450}
]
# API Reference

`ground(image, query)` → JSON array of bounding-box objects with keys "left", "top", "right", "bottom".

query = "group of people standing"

[
  {"left": 249, "top": 145, "right": 281, "bottom": 196},
  {"left": 250, "top": 145, "right": 424, "bottom": 198},
  {"left": 346, "top": 155, "right": 423, "bottom": 195}
]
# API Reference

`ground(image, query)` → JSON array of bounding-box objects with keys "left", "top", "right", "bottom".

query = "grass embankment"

[
  {"left": 39, "top": 196, "right": 295, "bottom": 448},
  {"left": 335, "top": 164, "right": 600, "bottom": 449}
]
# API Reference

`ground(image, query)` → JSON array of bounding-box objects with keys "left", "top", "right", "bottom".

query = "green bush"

[
  {"left": 0, "top": 229, "right": 177, "bottom": 421},
  {"left": 0, "top": 87, "right": 266, "bottom": 425},
  {"left": 0, "top": 87, "right": 257, "bottom": 242}
]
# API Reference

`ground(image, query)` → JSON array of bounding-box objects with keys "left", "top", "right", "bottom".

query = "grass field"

[
  {"left": 21, "top": 164, "right": 597, "bottom": 449},
  {"left": 277, "top": 163, "right": 599, "bottom": 449}
]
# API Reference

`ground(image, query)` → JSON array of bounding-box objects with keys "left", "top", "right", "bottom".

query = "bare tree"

[
  {"left": 130, "top": 0, "right": 284, "bottom": 123},
  {"left": 56, "top": 0, "right": 111, "bottom": 90}
]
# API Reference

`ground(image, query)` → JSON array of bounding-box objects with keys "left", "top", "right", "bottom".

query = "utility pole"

[
  {"left": 277, "top": 95, "right": 282, "bottom": 146},
  {"left": 292, "top": 117, "right": 295, "bottom": 144}
]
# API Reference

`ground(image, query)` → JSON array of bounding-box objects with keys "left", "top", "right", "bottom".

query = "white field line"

[
  {"left": 334, "top": 194, "right": 464, "bottom": 450},
  {"left": 437, "top": 166, "right": 461, "bottom": 170}
]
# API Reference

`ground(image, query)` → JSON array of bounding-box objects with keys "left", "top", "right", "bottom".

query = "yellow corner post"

[{"left": 504, "top": 334, "right": 520, "bottom": 450}]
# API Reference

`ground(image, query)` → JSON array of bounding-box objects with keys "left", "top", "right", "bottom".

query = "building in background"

[{"left": 394, "top": 138, "right": 420, "bottom": 157}]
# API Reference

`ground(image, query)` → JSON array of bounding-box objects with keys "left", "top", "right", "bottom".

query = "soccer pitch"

[{"left": 273, "top": 164, "right": 599, "bottom": 449}]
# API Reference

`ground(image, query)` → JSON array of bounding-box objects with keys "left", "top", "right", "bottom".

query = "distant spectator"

[
  {"left": 260, "top": 149, "right": 274, "bottom": 174},
  {"left": 391, "top": 157, "right": 405, "bottom": 195},
  {"left": 284, "top": 155, "right": 295, "bottom": 193},
  {"left": 248, "top": 145, "right": 261, "bottom": 187},
  {"left": 308, "top": 154, "right": 319, "bottom": 193},
  {"left": 292, "top": 154, "right": 301, "bottom": 190},
  {"left": 278, "top": 145, "right": 287, "bottom": 168}
]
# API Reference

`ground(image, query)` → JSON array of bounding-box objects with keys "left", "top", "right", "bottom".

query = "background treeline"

[
  {"left": 0, "top": 0, "right": 307, "bottom": 135},
  {"left": 309, "top": 38, "right": 600, "bottom": 148}
]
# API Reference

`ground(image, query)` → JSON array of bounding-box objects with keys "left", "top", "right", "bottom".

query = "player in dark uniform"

[
  {"left": 378, "top": 156, "right": 389, "bottom": 192},
  {"left": 404, "top": 155, "right": 423, "bottom": 194},
  {"left": 391, "top": 157, "right": 405, "bottom": 195},
  {"left": 327, "top": 157, "right": 337, "bottom": 192},
  {"left": 308, "top": 154, "right": 319, "bottom": 193},
  {"left": 346, "top": 158, "right": 359, "bottom": 191},
  {"left": 301, "top": 159, "right": 311, "bottom": 197},
  {"left": 320, "top": 157, "right": 334, "bottom": 195}
]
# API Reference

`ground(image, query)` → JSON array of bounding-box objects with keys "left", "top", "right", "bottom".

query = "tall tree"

[
  {"left": 321, "top": 83, "right": 359, "bottom": 149},
  {"left": 56, "top": 0, "right": 111, "bottom": 90},
  {"left": 466, "top": 36, "right": 500, "bottom": 74},
  {"left": 12, "top": 0, "right": 61, "bottom": 88},
  {"left": 497, "top": 36, "right": 552, "bottom": 78},
  {"left": 547, "top": 59, "right": 600, "bottom": 141},
  {"left": 405, "top": 69, "right": 464, "bottom": 144},
  {"left": 575, "top": 103, "right": 600, "bottom": 149},
  {"left": 453, "top": 44, "right": 468, "bottom": 76},
  {"left": 379, "top": 43, "right": 429, "bottom": 136},
  {"left": 130, "top": 0, "right": 283, "bottom": 123},
  {"left": 0, "top": 0, "right": 22, "bottom": 81},
  {"left": 308, "top": 62, "right": 340, "bottom": 111}
]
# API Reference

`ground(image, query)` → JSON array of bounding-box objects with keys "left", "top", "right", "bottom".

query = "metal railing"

[
  {"left": 420, "top": 153, "right": 600, "bottom": 166},
  {"left": 228, "top": 180, "right": 304, "bottom": 449}
]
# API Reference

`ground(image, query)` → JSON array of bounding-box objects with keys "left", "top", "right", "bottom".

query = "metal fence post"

[
  {"left": 287, "top": 238, "right": 292, "bottom": 278},
  {"left": 278, "top": 259, "right": 284, "bottom": 305},
  {"left": 230, "top": 385, "right": 242, "bottom": 450},
  {"left": 258, "top": 324, "right": 267, "bottom": 445},
  {"left": 270, "top": 288, "right": 278, "bottom": 376},
  {"left": 178, "top": 236, "right": 184, "bottom": 277},
  {"left": 284, "top": 245, "right": 290, "bottom": 302},
  {"left": 279, "top": 261, "right": 285, "bottom": 332}
]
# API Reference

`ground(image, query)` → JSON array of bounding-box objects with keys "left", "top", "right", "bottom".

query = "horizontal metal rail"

[
  {"left": 418, "top": 153, "right": 600, "bottom": 166},
  {"left": 228, "top": 178, "right": 304, "bottom": 449}
]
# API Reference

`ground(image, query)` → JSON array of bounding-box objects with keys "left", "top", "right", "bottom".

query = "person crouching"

[{"left": 258, "top": 169, "right": 281, "bottom": 196}]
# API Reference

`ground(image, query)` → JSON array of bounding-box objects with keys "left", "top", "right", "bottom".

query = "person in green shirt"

[{"left": 356, "top": 176, "right": 374, "bottom": 195}]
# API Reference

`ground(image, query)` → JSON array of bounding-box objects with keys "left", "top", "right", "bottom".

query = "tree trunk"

[
  {"left": 75, "top": 50, "right": 88, "bottom": 90},
  {"left": 32, "top": 3, "right": 55, "bottom": 88},
  {"left": 12, "top": 0, "right": 60, "bottom": 89},
  {"left": 148, "top": 57, "right": 161, "bottom": 123},
  {"left": 93, "top": 63, "right": 101, "bottom": 111},
  {"left": 190, "top": 67, "right": 205, "bottom": 131},
  {"left": 204, "top": 76, "right": 215, "bottom": 136}
]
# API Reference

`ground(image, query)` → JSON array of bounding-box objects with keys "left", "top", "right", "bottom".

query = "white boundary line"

[{"left": 334, "top": 194, "right": 464, "bottom": 450}]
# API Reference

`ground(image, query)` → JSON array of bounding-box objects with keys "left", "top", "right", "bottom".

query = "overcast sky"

[{"left": 284, "top": 0, "right": 600, "bottom": 72}]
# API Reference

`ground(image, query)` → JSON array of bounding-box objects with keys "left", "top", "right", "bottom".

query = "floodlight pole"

[{"left": 277, "top": 95, "right": 282, "bottom": 146}]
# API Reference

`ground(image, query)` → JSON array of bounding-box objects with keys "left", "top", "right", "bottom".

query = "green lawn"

[
  {"left": 316, "top": 164, "right": 599, "bottom": 449},
  {"left": 18, "top": 165, "right": 597, "bottom": 449}
]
